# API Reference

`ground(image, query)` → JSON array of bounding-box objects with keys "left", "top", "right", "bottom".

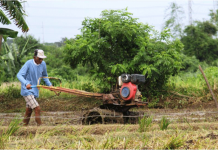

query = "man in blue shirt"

[{"left": 17, "top": 49, "right": 52, "bottom": 126}]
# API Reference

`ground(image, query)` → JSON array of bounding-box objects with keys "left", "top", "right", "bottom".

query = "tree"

[
  {"left": 14, "top": 35, "right": 43, "bottom": 55},
  {"left": 181, "top": 21, "right": 218, "bottom": 63},
  {"left": 44, "top": 45, "right": 77, "bottom": 81},
  {"left": 0, "top": 0, "right": 29, "bottom": 53},
  {"left": 163, "top": 2, "right": 185, "bottom": 39},
  {"left": 64, "top": 9, "right": 183, "bottom": 96},
  {"left": 209, "top": 9, "right": 218, "bottom": 26}
]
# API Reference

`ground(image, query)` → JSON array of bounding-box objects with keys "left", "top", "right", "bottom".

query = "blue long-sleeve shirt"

[{"left": 17, "top": 59, "right": 52, "bottom": 98}]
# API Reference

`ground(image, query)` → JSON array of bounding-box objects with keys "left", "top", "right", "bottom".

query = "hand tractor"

[{"left": 32, "top": 74, "right": 147, "bottom": 124}]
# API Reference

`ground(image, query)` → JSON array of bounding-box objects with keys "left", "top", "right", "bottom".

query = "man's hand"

[{"left": 26, "top": 84, "right": 32, "bottom": 90}]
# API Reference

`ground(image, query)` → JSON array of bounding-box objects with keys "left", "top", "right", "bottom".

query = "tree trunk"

[
  {"left": 0, "top": 35, "right": 2, "bottom": 54},
  {"left": 199, "top": 65, "right": 218, "bottom": 110}
]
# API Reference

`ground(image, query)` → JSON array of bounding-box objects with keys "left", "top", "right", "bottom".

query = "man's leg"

[
  {"left": 34, "top": 106, "right": 42, "bottom": 126},
  {"left": 23, "top": 95, "right": 41, "bottom": 126},
  {"left": 23, "top": 108, "right": 32, "bottom": 126}
]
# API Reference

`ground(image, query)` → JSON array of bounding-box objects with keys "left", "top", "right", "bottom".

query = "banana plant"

[
  {"left": 1, "top": 42, "right": 17, "bottom": 79},
  {"left": 1, "top": 36, "right": 37, "bottom": 80},
  {"left": 0, "top": 28, "right": 18, "bottom": 82},
  {"left": 0, "top": 0, "right": 29, "bottom": 54}
]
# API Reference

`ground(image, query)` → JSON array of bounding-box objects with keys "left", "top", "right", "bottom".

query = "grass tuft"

[
  {"left": 0, "top": 117, "right": 22, "bottom": 149},
  {"left": 159, "top": 116, "right": 170, "bottom": 130},
  {"left": 163, "top": 135, "right": 184, "bottom": 149},
  {"left": 138, "top": 116, "right": 153, "bottom": 132}
]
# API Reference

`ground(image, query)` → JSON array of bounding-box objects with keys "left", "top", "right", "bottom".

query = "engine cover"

[{"left": 120, "top": 82, "right": 137, "bottom": 101}]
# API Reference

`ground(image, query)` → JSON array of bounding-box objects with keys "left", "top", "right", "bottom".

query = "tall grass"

[
  {"left": 39, "top": 75, "right": 101, "bottom": 98},
  {"left": 0, "top": 75, "right": 101, "bottom": 99},
  {"left": 0, "top": 83, "right": 21, "bottom": 99},
  {"left": 168, "top": 72, "right": 205, "bottom": 96},
  {"left": 168, "top": 67, "right": 218, "bottom": 98}
]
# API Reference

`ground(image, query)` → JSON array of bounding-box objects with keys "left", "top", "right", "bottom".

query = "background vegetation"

[{"left": 1, "top": 2, "right": 218, "bottom": 105}]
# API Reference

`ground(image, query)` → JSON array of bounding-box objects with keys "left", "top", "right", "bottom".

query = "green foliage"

[
  {"left": 13, "top": 35, "right": 43, "bottom": 56},
  {"left": 45, "top": 46, "right": 78, "bottom": 81},
  {"left": 0, "top": 0, "right": 29, "bottom": 32},
  {"left": 180, "top": 54, "right": 200, "bottom": 72},
  {"left": 167, "top": 64, "right": 218, "bottom": 99},
  {"left": 168, "top": 72, "right": 203, "bottom": 97},
  {"left": 209, "top": 9, "right": 218, "bottom": 25},
  {"left": 1, "top": 35, "right": 42, "bottom": 81},
  {"left": 159, "top": 116, "right": 170, "bottom": 130},
  {"left": 1, "top": 42, "right": 19, "bottom": 81},
  {"left": 0, "top": 9, "right": 10, "bottom": 24},
  {"left": 147, "top": 98, "right": 159, "bottom": 108},
  {"left": 81, "top": 83, "right": 94, "bottom": 92},
  {"left": 0, "top": 58, "right": 5, "bottom": 84},
  {"left": 64, "top": 8, "right": 183, "bottom": 95},
  {"left": 0, "top": 28, "right": 18, "bottom": 40},
  {"left": 0, "top": 84, "right": 21, "bottom": 99},
  {"left": 181, "top": 21, "right": 218, "bottom": 63},
  {"left": 197, "top": 66, "right": 218, "bottom": 88},
  {"left": 138, "top": 116, "right": 153, "bottom": 132}
]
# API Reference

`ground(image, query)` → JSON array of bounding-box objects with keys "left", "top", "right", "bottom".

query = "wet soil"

[
  {"left": 1, "top": 94, "right": 218, "bottom": 126},
  {"left": 1, "top": 107, "right": 218, "bottom": 126}
]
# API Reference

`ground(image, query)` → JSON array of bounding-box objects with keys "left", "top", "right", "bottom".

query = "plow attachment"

[
  {"left": 31, "top": 77, "right": 113, "bottom": 100},
  {"left": 38, "top": 85, "right": 104, "bottom": 98}
]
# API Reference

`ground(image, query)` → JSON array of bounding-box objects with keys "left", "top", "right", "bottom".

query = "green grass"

[
  {"left": 0, "top": 75, "right": 101, "bottom": 99},
  {"left": 138, "top": 116, "right": 153, "bottom": 132},
  {"left": 163, "top": 134, "right": 185, "bottom": 149},
  {"left": 159, "top": 116, "right": 171, "bottom": 130},
  {"left": 167, "top": 73, "right": 205, "bottom": 96},
  {"left": 167, "top": 69, "right": 218, "bottom": 99}
]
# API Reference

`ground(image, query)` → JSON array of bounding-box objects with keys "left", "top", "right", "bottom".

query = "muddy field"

[
  {"left": 1, "top": 107, "right": 218, "bottom": 149},
  {"left": 1, "top": 108, "right": 218, "bottom": 126}
]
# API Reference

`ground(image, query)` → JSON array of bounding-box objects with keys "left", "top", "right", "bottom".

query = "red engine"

[
  {"left": 120, "top": 82, "right": 137, "bottom": 101},
  {"left": 119, "top": 74, "right": 145, "bottom": 101}
]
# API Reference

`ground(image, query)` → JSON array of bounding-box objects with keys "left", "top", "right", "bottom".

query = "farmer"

[{"left": 17, "top": 49, "right": 52, "bottom": 126}]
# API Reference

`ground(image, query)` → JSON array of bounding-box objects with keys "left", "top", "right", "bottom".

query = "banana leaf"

[{"left": 0, "top": 28, "right": 18, "bottom": 41}]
